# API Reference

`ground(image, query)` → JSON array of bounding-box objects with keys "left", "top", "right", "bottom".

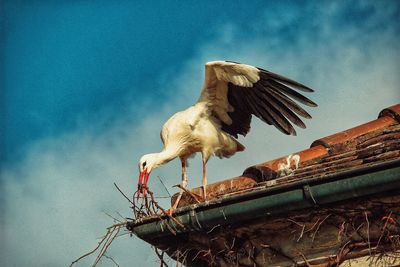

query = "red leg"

[
  {"left": 170, "top": 160, "right": 187, "bottom": 213},
  {"left": 202, "top": 160, "right": 207, "bottom": 200}
]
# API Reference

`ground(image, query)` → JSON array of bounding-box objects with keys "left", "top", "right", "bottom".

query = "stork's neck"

[{"left": 155, "top": 147, "right": 179, "bottom": 166}]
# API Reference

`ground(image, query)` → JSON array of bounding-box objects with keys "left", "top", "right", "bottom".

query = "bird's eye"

[{"left": 142, "top": 162, "right": 147, "bottom": 168}]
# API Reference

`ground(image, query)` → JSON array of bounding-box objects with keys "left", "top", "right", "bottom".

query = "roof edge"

[
  {"left": 129, "top": 159, "right": 400, "bottom": 240},
  {"left": 312, "top": 104, "right": 400, "bottom": 150}
]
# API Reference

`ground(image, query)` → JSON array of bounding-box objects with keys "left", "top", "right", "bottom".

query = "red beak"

[{"left": 137, "top": 170, "right": 150, "bottom": 200}]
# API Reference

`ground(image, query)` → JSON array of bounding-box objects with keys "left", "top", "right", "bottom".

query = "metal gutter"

[{"left": 129, "top": 159, "right": 400, "bottom": 240}]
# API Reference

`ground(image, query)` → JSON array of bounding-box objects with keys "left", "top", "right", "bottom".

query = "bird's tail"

[
  {"left": 215, "top": 138, "right": 245, "bottom": 159},
  {"left": 235, "top": 140, "right": 245, "bottom": 152}
]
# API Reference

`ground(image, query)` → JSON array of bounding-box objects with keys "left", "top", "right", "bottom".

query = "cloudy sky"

[{"left": 1, "top": 1, "right": 399, "bottom": 266}]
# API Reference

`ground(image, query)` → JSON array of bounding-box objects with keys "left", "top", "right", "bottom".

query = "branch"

[
  {"left": 114, "top": 182, "right": 134, "bottom": 205},
  {"left": 70, "top": 222, "right": 126, "bottom": 267}
]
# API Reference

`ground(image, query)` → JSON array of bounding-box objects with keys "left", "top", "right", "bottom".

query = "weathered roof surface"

[
  {"left": 172, "top": 104, "right": 400, "bottom": 208},
  {"left": 129, "top": 104, "right": 400, "bottom": 267}
]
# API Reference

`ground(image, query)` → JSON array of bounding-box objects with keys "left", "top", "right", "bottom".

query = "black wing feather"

[
  {"left": 262, "top": 78, "right": 317, "bottom": 107},
  {"left": 245, "top": 89, "right": 274, "bottom": 125},
  {"left": 253, "top": 85, "right": 306, "bottom": 129},
  {"left": 247, "top": 89, "right": 296, "bottom": 135},
  {"left": 258, "top": 68, "right": 314, "bottom": 92},
  {"left": 221, "top": 84, "right": 252, "bottom": 138},
  {"left": 220, "top": 64, "right": 316, "bottom": 137},
  {"left": 264, "top": 85, "right": 313, "bottom": 119}
]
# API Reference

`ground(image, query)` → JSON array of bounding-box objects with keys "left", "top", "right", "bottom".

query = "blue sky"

[
  {"left": 2, "top": 0, "right": 271, "bottom": 163},
  {"left": 1, "top": 1, "right": 400, "bottom": 266}
]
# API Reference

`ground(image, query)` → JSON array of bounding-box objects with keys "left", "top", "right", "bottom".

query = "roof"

[
  {"left": 128, "top": 104, "right": 400, "bottom": 266},
  {"left": 170, "top": 103, "right": 400, "bottom": 208}
]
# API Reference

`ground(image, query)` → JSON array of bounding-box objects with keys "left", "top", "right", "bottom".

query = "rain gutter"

[{"left": 129, "top": 159, "right": 400, "bottom": 240}]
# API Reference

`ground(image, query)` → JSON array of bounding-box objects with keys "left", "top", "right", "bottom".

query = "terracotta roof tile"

[
  {"left": 170, "top": 176, "right": 256, "bottom": 207},
  {"left": 311, "top": 115, "right": 397, "bottom": 153},
  {"left": 243, "top": 145, "right": 328, "bottom": 182},
  {"left": 379, "top": 104, "right": 400, "bottom": 121}
]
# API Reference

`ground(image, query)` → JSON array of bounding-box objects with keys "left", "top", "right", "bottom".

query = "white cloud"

[{"left": 1, "top": 1, "right": 399, "bottom": 266}]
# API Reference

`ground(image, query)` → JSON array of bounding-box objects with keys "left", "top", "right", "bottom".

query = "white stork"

[{"left": 137, "top": 61, "right": 317, "bottom": 212}]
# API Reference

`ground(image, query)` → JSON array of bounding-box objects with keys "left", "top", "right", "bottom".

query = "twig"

[
  {"left": 157, "top": 176, "right": 172, "bottom": 197},
  {"left": 375, "top": 211, "right": 393, "bottom": 250},
  {"left": 297, "top": 250, "right": 311, "bottom": 266},
  {"left": 147, "top": 190, "right": 185, "bottom": 229},
  {"left": 154, "top": 248, "right": 169, "bottom": 267},
  {"left": 365, "top": 211, "right": 371, "bottom": 256},
  {"left": 174, "top": 249, "right": 190, "bottom": 267},
  {"left": 288, "top": 218, "right": 306, "bottom": 242},
  {"left": 173, "top": 184, "right": 201, "bottom": 203},
  {"left": 336, "top": 240, "right": 351, "bottom": 265},
  {"left": 287, "top": 218, "right": 304, "bottom": 227},
  {"left": 230, "top": 237, "right": 236, "bottom": 249},
  {"left": 338, "top": 221, "right": 347, "bottom": 241},
  {"left": 312, "top": 214, "right": 331, "bottom": 243},
  {"left": 116, "top": 211, "right": 126, "bottom": 221},
  {"left": 103, "top": 211, "right": 122, "bottom": 223},
  {"left": 206, "top": 224, "right": 221, "bottom": 234},
  {"left": 297, "top": 224, "right": 306, "bottom": 242},
  {"left": 70, "top": 235, "right": 106, "bottom": 267},
  {"left": 104, "top": 254, "right": 120, "bottom": 267},
  {"left": 114, "top": 182, "right": 134, "bottom": 205},
  {"left": 192, "top": 250, "right": 204, "bottom": 261},
  {"left": 93, "top": 226, "right": 120, "bottom": 266},
  {"left": 304, "top": 217, "right": 320, "bottom": 234},
  {"left": 70, "top": 222, "right": 126, "bottom": 267}
]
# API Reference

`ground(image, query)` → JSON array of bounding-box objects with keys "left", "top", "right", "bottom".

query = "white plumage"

[{"left": 137, "top": 61, "right": 316, "bottom": 212}]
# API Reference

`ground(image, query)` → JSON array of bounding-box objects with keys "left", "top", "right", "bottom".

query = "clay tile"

[
  {"left": 379, "top": 104, "right": 400, "bottom": 122},
  {"left": 172, "top": 176, "right": 257, "bottom": 207},
  {"left": 311, "top": 116, "right": 396, "bottom": 153},
  {"left": 243, "top": 145, "right": 328, "bottom": 182}
]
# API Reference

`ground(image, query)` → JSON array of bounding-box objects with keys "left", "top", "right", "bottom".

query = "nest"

[{"left": 131, "top": 191, "right": 400, "bottom": 267}]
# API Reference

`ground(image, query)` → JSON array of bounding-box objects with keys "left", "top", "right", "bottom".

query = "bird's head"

[{"left": 137, "top": 153, "right": 160, "bottom": 199}]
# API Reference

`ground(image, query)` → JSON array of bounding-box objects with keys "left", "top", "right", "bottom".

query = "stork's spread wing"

[{"left": 197, "top": 61, "right": 317, "bottom": 137}]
